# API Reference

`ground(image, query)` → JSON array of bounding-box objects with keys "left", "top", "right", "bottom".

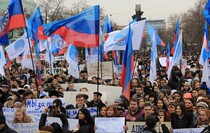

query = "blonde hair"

[{"left": 12, "top": 108, "right": 31, "bottom": 123}]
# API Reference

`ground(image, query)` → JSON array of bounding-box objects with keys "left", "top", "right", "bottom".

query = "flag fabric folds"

[
  {"left": 0, "top": 0, "right": 26, "bottom": 43},
  {"left": 171, "top": 20, "right": 180, "bottom": 55},
  {"left": 203, "top": 1, "right": 210, "bottom": 25},
  {"left": 166, "top": 43, "right": 170, "bottom": 70},
  {"left": 21, "top": 50, "right": 33, "bottom": 70},
  {"left": 5, "top": 33, "right": 30, "bottom": 60},
  {"left": 104, "top": 20, "right": 146, "bottom": 52},
  {"left": 66, "top": 45, "right": 80, "bottom": 78},
  {"left": 38, "top": 6, "right": 100, "bottom": 48},
  {"left": 120, "top": 24, "right": 134, "bottom": 101},
  {"left": 28, "top": 7, "right": 44, "bottom": 43},
  {"left": 147, "top": 23, "right": 165, "bottom": 46},
  {"left": 51, "top": 34, "right": 67, "bottom": 55},
  {"left": 0, "top": 46, "right": 6, "bottom": 76},
  {"left": 149, "top": 30, "right": 157, "bottom": 84},
  {"left": 199, "top": 23, "right": 209, "bottom": 84},
  {"left": 167, "top": 30, "right": 183, "bottom": 79}
]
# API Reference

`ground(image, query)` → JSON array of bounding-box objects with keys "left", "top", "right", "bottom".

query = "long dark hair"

[{"left": 76, "top": 108, "right": 94, "bottom": 126}]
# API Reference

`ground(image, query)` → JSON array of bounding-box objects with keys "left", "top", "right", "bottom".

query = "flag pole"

[
  {"left": 25, "top": 27, "right": 39, "bottom": 98},
  {"left": 25, "top": 28, "right": 36, "bottom": 73},
  {"left": 96, "top": 6, "right": 100, "bottom": 117}
]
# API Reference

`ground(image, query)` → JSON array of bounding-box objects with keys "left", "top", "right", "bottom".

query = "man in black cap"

[
  {"left": 89, "top": 91, "right": 106, "bottom": 110},
  {"left": 0, "top": 114, "right": 17, "bottom": 133}
]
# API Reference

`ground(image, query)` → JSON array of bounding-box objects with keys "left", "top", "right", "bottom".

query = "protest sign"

[
  {"left": 8, "top": 123, "right": 39, "bottom": 133},
  {"left": 95, "top": 117, "right": 125, "bottom": 133},
  {"left": 172, "top": 128, "right": 204, "bottom": 133},
  {"left": 26, "top": 98, "right": 66, "bottom": 122},
  {"left": 26, "top": 98, "right": 66, "bottom": 111},
  {"left": 46, "top": 117, "right": 78, "bottom": 131},
  {"left": 3, "top": 108, "right": 16, "bottom": 123},
  {"left": 66, "top": 107, "right": 97, "bottom": 118},
  {"left": 54, "top": 55, "right": 65, "bottom": 61},
  {"left": 87, "top": 61, "right": 113, "bottom": 80},
  {"left": 126, "top": 122, "right": 171, "bottom": 133},
  {"left": 44, "top": 67, "right": 63, "bottom": 74},
  {"left": 158, "top": 57, "right": 172, "bottom": 67}
]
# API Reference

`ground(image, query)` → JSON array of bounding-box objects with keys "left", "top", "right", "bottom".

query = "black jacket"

[
  {"left": 89, "top": 100, "right": 106, "bottom": 111},
  {"left": 171, "top": 113, "right": 194, "bottom": 129},
  {"left": 75, "top": 119, "right": 94, "bottom": 133},
  {"left": 39, "top": 113, "right": 69, "bottom": 133},
  {"left": 0, "top": 124, "right": 17, "bottom": 133}
]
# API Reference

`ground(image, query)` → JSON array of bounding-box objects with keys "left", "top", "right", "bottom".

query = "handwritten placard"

[
  {"left": 87, "top": 61, "right": 113, "bottom": 80},
  {"left": 172, "top": 128, "right": 204, "bottom": 133},
  {"left": 66, "top": 107, "right": 97, "bottom": 118},
  {"left": 46, "top": 117, "right": 78, "bottom": 131},
  {"left": 26, "top": 98, "right": 66, "bottom": 111},
  {"left": 8, "top": 123, "right": 39, "bottom": 133},
  {"left": 95, "top": 117, "right": 125, "bottom": 133},
  {"left": 126, "top": 122, "right": 171, "bottom": 133}
]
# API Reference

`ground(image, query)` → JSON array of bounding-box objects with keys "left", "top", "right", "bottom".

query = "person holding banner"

[
  {"left": 73, "top": 108, "right": 94, "bottom": 133},
  {"left": 39, "top": 105, "right": 69, "bottom": 133}
]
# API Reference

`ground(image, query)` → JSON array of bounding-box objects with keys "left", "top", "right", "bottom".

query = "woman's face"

[
  {"left": 149, "top": 97, "right": 154, "bottom": 103},
  {"left": 100, "top": 107, "right": 107, "bottom": 116},
  {"left": 153, "top": 86, "right": 159, "bottom": 93},
  {"left": 157, "top": 100, "right": 164, "bottom": 109},
  {"left": 199, "top": 111, "right": 208, "bottom": 122},
  {"left": 78, "top": 111, "right": 85, "bottom": 119},
  {"left": 139, "top": 99, "right": 145, "bottom": 108},
  {"left": 176, "top": 106, "right": 182, "bottom": 115},
  {"left": 184, "top": 99, "right": 193, "bottom": 109},
  {"left": 107, "top": 108, "right": 114, "bottom": 117},
  {"left": 16, "top": 112, "right": 23, "bottom": 121}
]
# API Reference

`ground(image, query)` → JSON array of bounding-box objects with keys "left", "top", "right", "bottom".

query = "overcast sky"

[{"left": 64, "top": 0, "right": 199, "bottom": 25}]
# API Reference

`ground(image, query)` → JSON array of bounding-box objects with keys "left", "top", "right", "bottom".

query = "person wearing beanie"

[
  {"left": 0, "top": 114, "right": 17, "bottom": 133},
  {"left": 193, "top": 100, "right": 210, "bottom": 127},
  {"left": 199, "top": 82, "right": 210, "bottom": 96}
]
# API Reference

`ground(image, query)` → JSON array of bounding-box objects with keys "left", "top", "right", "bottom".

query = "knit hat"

[
  {"left": 0, "top": 114, "right": 6, "bottom": 124},
  {"left": 200, "top": 82, "right": 208, "bottom": 91},
  {"left": 114, "top": 97, "right": 122, "bottom": 103},
  {"left": 196, "top": 101, "right": 209, "bottom": 109},
  {"left": 183, "top": 93, "right": 192, "bottom": 99}
]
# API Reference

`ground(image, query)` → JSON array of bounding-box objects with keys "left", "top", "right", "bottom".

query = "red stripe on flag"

[
  {"left": 7, "top": 14, "right": 26, "bottom": 31},
  {"left": 54, "top": 26, "right": 99, "bottom": 48}
]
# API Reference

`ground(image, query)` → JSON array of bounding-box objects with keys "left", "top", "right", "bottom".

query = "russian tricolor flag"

[
  {"left": 38, "top": 5, "right": 100, "bottom": 48},
  {"left": 120, "top": 24, "right": 134, "bottom": 101},
  {"left": 0, "top": 0, "right": 26, "bottom": 43}
]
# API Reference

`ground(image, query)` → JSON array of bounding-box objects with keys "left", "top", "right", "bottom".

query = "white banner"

[
  {"left": 95, "top": 117, "right": 125, "bottom": 133},
  {"left": 8, "top": 123, "right": 39, "bottom": 133},
  {"left": 66, "top": 107, "right": 97, "bottom": 118},
  {"left": 172, "top": 128, "right": 204, "bottom": 133},
  {"left": 46, "top": 117, "right": 78, "bottom": 131},
  {"left": 87, "top": 61, "right": 113, "bottom": 80}
]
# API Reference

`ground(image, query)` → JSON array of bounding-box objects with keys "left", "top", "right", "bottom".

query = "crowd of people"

[{"left": 0, "top": 55, "right": 210, "bottom": 133}]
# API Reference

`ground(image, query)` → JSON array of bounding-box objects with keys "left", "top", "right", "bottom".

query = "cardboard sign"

[{"left": 87, "top": 61, "right": 113, "bottom": 80}]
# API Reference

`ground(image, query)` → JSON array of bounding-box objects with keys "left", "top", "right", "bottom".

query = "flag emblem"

[
  {"left": 14, "top": 39, "right": 25, "bottom": 51},
  {"left": 0, "top": 10, "right": 9, "bottom": 34}
]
